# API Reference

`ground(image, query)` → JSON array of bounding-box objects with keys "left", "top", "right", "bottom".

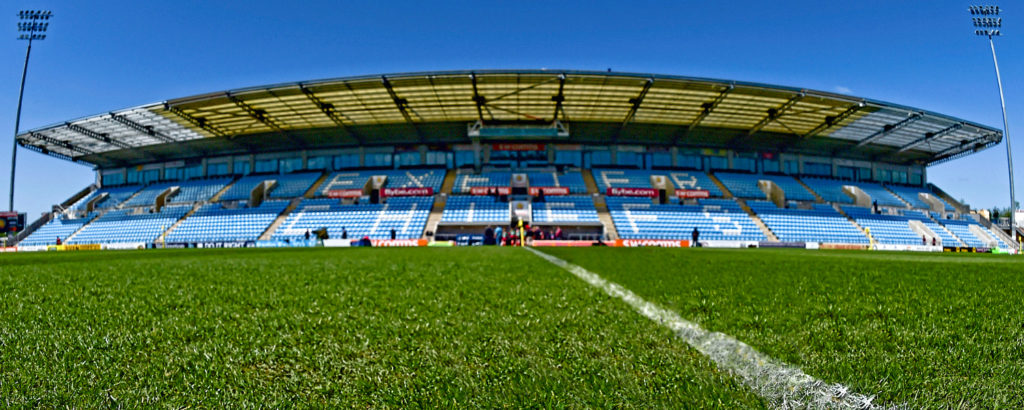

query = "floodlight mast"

[
  {"left": 9, "top": 10, "right": 51, "bottom": 212},
  {"left": 970, "top": 5, "right": 1016, "bottom": 242}
]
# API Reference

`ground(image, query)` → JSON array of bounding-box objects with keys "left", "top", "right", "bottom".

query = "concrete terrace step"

[
  {"left": 795, "top": 177, "right": 826, "bottom": 203},
  {"left": 423, "top": 194, "right": 447, "bottom": 239},
  {"left": 707, "top": 173, "right": 734, "bottom": 199},
  {"left": 304, "top": 172, "right": 329, "bottom": 198},
  {"left": 157, "top": 203, "right": 203, "bottom": 244},
  {"left": 592, "top": 195, "right": 618, "bottom": 240},
  {"left": 735, "top": 198, "right": 777, "bottom": 242},
  {"left": 581, "top": 169, "right": 600, "bottom": 195},
  {"left": 259, "top": 198, "right": 303, "bottom": 241}
]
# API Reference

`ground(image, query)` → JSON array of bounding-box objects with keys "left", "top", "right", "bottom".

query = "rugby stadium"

[
  {"left": 4, "top": 70, "right": 1024, "bottom": 408},
  {"left": 5, "top": 70, "right": 1016, "bottom": 251}
]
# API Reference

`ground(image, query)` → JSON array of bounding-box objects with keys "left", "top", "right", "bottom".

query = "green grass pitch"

[{"left": 1, "top": 247, "right": 1022, "bottom": 407}]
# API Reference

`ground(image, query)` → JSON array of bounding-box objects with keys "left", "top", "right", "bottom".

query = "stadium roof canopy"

[{"left": 18, "top": 70, "right": 1002, "bottom": 168}]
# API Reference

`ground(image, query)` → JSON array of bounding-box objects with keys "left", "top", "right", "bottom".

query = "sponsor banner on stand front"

[
  {"left": 470, "top": 186, "right": 511, "bottom": 195},
  {"left": 528, "top": 186, "right": 570, "bottom": 196},
  {"left": 492, "top": 143, "right": 545, "bottom": 151},
  {"left": 326, "top": 189, "right": 363, "bottom": 198},
  {"left": 702, "top": 240, "right": 759, "bottom": 248},
  {"left": 531, "top": 240, "right": 598, "bottom": 247},
  {"left": 675, "top": 189, "right": 710, "bottom": 199},
  {"left": 104, "top": 242, "right": 146, "bottom": 250},
  {"left": 820, "top": 243, "right": 870, "bottom": 250},
  {"left": 0, "top": 246, "right": 17, "bottom": 252},
  {"left": 255, "top": 239, "right": 321, "bottom": 248},
  {"left": 15, "top": 245, "right": 47, "bottom": 252},
  {"left": 322, "top": 239, "right": 353, "bottom": 247},
  {"left": 758, "top": 241, "right": 805, "bottom": 248},
  {"left": 372, "top": 239, "right": 428, "bottom": 247},
  {"left": 606, "top": 187, "right": 658, "bottom": 197},
  {"left": 874, "top": 244, "right": 943, "bottom": 252},
  {"left": 382, "top": 187, "right": 434, "bottom": 197},
  {"left": 196, "top": 241, "right": 257, "bottom": 249},
  {"left": 614, "top": 239, "right": 690, "bottom": 247},
  {"left": 47, "top": 244, "right": 102, "bottom": 251}
]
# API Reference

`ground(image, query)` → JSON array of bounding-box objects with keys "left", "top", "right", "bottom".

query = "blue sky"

[{"left": 0, "top": 0, "right": 1019, "bottom": 218}]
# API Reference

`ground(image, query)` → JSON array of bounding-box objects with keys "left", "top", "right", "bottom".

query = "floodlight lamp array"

[
  {"left": 973, "top": 17, "right": 1002, "bottom": 27},
  {"left": 969, "top": 5, "right": 1001, "bottom": 15},
  {"left": 16, "top": 10, "right": 52, "bottom": 41},
  {"left": 17, "top": 10, "right": 52, "bottom": 20}
]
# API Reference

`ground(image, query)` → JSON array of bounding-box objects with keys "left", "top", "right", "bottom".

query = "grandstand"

[
  {"left": 9, "top": 70, "right": 1012, "bottom": 250},
  {"left": 607, "top": 197, "right": 766, "bottom": 241},
  {"left": 748, "top": 201, "right": 868, "bottom": 244}
]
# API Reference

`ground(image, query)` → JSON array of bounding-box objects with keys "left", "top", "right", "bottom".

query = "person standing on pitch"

[
  {"left": 691, "top": 227, "right": 700, "bottom": 247},
  {"left": 494, "top": 225, "right": 503, "bottom": 246},
  {"left": 518, "top": 217, "right": 525, "bottom": 247}
]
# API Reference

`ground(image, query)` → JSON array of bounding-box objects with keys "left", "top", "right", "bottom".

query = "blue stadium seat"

[
  {"left": 801, "top": 178, "right": 855, "bottom": 204},
  {"left": 70, "top": 185, "right": 142, "bottom": 211},
  {"left": 441, "top": 196, "right": 510, "bottom": 223},
  {"left": 165, "top": 201, "right": 289, "bottom": 243},
  {"left": 714, "top": 172, "right": 816, "bottom": 201},
  {"left": 272, "top": 196, "right": 432, "bottom": 240},
  {"left": 68, "top": 205, "right": 192, "bottom": 244},
  {"left": 526, "top": 172, "right": 588, "bottom": 194},
  {"left": 454, "top": 172, "right": 511, "bottom": 193},
  {"left": 19, "top": 214, "right": 97, "bottom": 246},
  {"left": 532, "top": 196, "right": 599, "bottom": 223},
  {"left": 748, "top": 201, "right": 867, "bottom": 244},
  {"left": 842, "top": 206, "right": 921, "bottom": 245},
  {"left": 606, "top": 197, "right": 765, "bottom": 241},
  {"left": 886, "top": 184, "right": 955, "bottom": 211}
]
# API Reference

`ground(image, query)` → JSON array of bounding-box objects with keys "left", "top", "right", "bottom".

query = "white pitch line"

[{"left": 525, "top": 247, "right": 893, "bottom": 410}]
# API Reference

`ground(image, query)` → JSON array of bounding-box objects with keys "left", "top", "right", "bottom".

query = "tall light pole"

[
  {"left": 9, "top": 10, "right": 51, "bottom": 212},
  {"left": 970, "top": 5, "right": 1015, "bottom": 240}
]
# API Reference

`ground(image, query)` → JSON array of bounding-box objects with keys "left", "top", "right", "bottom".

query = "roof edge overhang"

[{"left": 17, "top": 69, "right": 1002, "bottom": 168}]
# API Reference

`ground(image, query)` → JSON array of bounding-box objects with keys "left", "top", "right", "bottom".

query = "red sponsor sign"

[
  {"left": 470, "top": 186, "right": 511, "bottom": 195},
  {"left": 382, "top": 187, "right": 434, "bottom": 197},
  {"left": 675, "top": 189, "right": 710, "bottom": 199},
  {"left": 492, "top": 143, "right": 545, "bottom": 151},
  {"left": 528, "top": 186, "right": 570, "bottom": 196},
  {"left": 0, "top": 212, "right": 17, "bottom": 218},
  {"left": 614, "top": 239, "right": 691, "bottom": 248},
  {"left": 326, "top": 189, "right": 363, "bottom": 198},
  {"left": 606, "top": 187, "right": 658, "bottom": 197},
  {"left": 371, "top": 239, "right": 428, "bottom": 247}
]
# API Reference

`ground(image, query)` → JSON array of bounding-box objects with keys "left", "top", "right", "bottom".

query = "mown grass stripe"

[{"left": 526, "top": 247, "right": 896, "bottom": 410}]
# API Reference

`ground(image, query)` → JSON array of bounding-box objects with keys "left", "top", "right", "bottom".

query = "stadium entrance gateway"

[{"left": 4, "top": 70, "right": 1013, "bottom": 253}]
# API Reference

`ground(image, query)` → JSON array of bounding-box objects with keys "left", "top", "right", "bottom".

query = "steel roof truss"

[
  {"left": 855, "top": 112, "right": 923, "bottom": 147},
  {"left": 552, "top": 74, "right": 567, "bottom": 122},
  {"left": 470, "top": 73, "right": 488, "bottom": 123},
  {"left": 300, "top": 85, "right": 363, "bottom": 144},
  {"left": 66, "top": 122, "right": 135, "bottom": 151},
  {"left": 897, "top": 123, "right": 964, "bottom": 153},
  {"left": 226, "top": 92, "right": 307, "bottom": 148},
  {"left": 613, "top": 78, "right": 654, "bottom": 142},
  {"left": 381, "top": 76, "right": 425, "bottom": 142},
  {"left": 108, "top": 113, "right": 176, "bottom": 144},
  {"left": 165, "top": 105, "right": 228, "bottom": 137},
  {"left": 673, "top": 84, "right": 734, "bottom": 144},
  {"left": 802, "top": 101, "right": 865, "bottom": 139},
  {"left": 26, "top": 131, "right": 93, "bottom": 156},
  {"left": 747, "top": 92, "right": 804, "bottom": 136}
]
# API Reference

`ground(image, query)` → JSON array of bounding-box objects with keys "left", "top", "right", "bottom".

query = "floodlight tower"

[
  {"left": 9, "top": 10, "right": 51, "bottom": 212},
  {"left": 970, "top": 5, "right": 1016, "bottom": 239}
]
